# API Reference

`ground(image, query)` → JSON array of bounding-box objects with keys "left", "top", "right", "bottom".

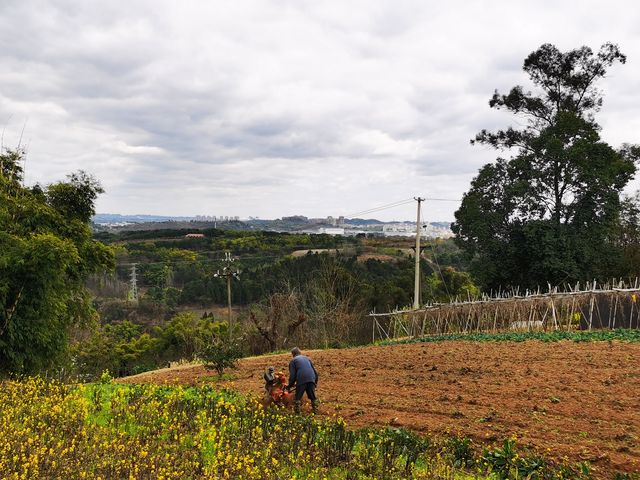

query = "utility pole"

[
  {"left": 129, "top": 263, "right": 138, "bottom": 304},
  {"left": 214, "top": 252, "right": 241, "bottom": 341},
  {"left": 413, "top": 197, "right": 425, "bottom": 309}
]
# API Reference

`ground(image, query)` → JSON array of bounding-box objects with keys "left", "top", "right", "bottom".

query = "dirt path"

[{"left": 122, "top": 340, "right": 640, "bottom": 476}]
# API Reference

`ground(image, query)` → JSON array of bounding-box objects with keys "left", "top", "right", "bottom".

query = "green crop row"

[{"left": 380, "top": 328, "right": 640, "bottom": 346}]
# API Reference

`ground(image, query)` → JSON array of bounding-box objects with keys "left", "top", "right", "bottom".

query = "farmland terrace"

[{"left": 124, "top": 338, "right": 640, "bottom": 477}]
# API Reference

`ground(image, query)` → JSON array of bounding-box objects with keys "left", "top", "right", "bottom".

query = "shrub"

[
  {"left": 198, "top": 339, "right": 242, "bottom": 375},
  {"left": 447, "top": 436, "right": 475, "bottom": 468}
]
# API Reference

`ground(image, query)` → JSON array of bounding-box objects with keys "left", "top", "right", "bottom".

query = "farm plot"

[{"left": 125, "top": 339, "right": 640, "bottom": 477}]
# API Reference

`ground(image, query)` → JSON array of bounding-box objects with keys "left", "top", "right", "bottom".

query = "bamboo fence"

[{"left": 369, "top": 279, "right": 640, "bottom": 341}]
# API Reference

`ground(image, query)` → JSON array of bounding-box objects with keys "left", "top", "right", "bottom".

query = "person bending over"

[{"left": 286, "top": 347, "right": 319, "bottom": 414}]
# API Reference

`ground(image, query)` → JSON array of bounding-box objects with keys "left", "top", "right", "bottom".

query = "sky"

[{"left": 1, "top": 1, "right": 639, "bottom": 221}]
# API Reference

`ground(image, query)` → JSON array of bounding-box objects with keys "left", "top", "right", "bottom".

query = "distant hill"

[
  {"left": 429, "top": 221, "right": 452, "bottom": 229},
  {"left": 101, "top": 220, "right": 250, "bottom": 233},
  {"left": 93, "top": 213, "right": 453, "bottom": 235},
  {"left": 94, "top": 213, "right": 194, "bottom": 224},
  {"left": 344, "top": 218, "right": 384, "bottom": 225}
]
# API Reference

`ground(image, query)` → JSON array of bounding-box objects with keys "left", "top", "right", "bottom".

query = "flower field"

[
  {"left": 0, "top": 377, "right": 589, "bottom": 479},
  {"left": 128, "top": 336, "right": 640, "bottom": 478}
]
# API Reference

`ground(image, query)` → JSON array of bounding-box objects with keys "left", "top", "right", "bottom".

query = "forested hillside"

[{"left": 79, "top": 228, "right": 474, "bottom": 377}]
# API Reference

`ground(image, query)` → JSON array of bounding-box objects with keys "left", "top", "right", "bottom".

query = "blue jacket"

[{"left": 287, "top": 354, "right": 318, "bottom": 388}]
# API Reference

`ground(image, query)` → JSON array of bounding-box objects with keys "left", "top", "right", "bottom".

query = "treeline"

[
  {"left": 77, "top": 252, "right": 476, "bottom": 378},
  {"left": 72, "top": 313, "right": 226, "bottom": 378},
  {"left": 76, "top": 233, "right": 475, "bottom": 378},
  {"left": 98, "top": 237, "right": 473, "bottom": 312},
  {"left": 99, "top": 228, "right": 356, "bottom": 254}
]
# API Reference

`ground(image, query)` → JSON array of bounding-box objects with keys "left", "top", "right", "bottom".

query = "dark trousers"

[{"left": 294, "top": 382, "right": 317, "bottom": 402}]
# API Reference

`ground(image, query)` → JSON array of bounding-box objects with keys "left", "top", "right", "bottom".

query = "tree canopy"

[
  {"left": 453, "top": 43, "right": 640, "bottom": 290},
  {"left": 0, "top": 148, "right": 114, "bottom": 374}
]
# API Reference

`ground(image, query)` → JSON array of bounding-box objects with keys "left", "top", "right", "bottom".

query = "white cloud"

[{"left": 1, "top": 0, "right": 639, "bottom": 220}]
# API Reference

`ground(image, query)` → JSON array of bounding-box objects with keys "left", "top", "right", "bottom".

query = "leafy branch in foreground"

[{"left": 0, "top": 148, "right": 114, "bottom": 375}]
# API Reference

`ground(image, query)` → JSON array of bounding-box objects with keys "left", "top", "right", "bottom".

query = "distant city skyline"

[
  {"left": 94, "top": 212, "right": 451, "bottom": 223},
  {"left": 93, "top": 212, "right": 455, "bottom": 238},
  {"left": 2, "top": 1, "right": 639, "bottom": 221}
]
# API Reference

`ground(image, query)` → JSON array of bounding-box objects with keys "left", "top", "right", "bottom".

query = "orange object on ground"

[{"left": 265, "top": 371, "right": 294, "bottom": 407}]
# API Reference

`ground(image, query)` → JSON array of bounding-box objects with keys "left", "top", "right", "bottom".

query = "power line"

[
  {"left": 343, "top": 198, "right": 410, "bottom": 217},
  {"left": 115, "top": 255, "right": 282, "bottom": 268},
  {"left": 424, "top": 197, "right": 461, "bottom": 202},
  {"left": 344, "top": 198, "right": 414, "bottom": 219},
  {"left": 114, "top": 247, "right": 356, "bottom": 268},
  {"left": 421, "top": 209, "right": 451, "bottom": 299},
  {"left": 343, "top": 196, "right": 461, "bottom": 220},
  {"left": 281, "top": 199, "right": 415, "bottom": 233}
]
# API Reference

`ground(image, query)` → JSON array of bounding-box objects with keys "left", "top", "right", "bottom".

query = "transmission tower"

[
  {"left": 128, "top": 263, "right": 139, "bottom": 303},
  {"left": 214, "top": 252, "right": 241, "bottom": 340}
]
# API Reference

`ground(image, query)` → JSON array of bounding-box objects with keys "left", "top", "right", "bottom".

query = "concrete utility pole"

[
  {"left": 214, "top": 252, "right": 241, "bottom": 341},
  {"left": 413, "top": 197, "right": 425, "bottom": 309}
]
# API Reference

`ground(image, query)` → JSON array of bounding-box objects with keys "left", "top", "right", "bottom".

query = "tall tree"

[
  {"left": 614, "top": 192, "right": 640, "bottom": 276},
  {"left": 453, "top": 43, "right": 639, "bottom": 289},
  {"left": 0, "top": 148, "right": 114, "bottom": 374}
]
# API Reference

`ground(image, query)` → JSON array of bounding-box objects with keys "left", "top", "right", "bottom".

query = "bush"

[
  {"left": 198, "top": 339, "right": 242, "bottom": 375},
  {"left": 155, "top": 312, "right": 226, "bottom": 362}
]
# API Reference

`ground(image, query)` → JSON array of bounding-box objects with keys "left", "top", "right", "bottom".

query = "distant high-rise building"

[
  {"left": 194, "top": 215, "right": 216, "bottom": 222},
  {"left": 193, "top": 215, "right": 244, "bottom": 223}
]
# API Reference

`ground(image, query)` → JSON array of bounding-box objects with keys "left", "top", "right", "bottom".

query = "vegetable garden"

[{"left": 129, "top": 333, "right": 640, "bottom": 478}]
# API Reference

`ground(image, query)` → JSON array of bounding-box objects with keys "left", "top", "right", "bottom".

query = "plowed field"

[{"left": 124, "top": 340, "right": 640, "bottom": 476}]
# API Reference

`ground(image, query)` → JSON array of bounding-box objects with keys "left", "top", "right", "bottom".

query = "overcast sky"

[{"left": 1, "top": 1, "right": 639, "bottom": 221}]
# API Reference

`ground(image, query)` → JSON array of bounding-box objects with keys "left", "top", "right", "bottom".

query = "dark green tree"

[
  {"left": 0, "top": 148, "right": 114, "bottom": 374},
  {"left": 155, "top": 312, "right": 225, "bottom": 361},
  {"left": 453, "top": 43, "right": 639, "bottom": 289},
  {"left": 47, "top": 170, "right": 104, "bottom": 222},
  {"left": 614, "top": 192, "right": 640, "bottom": 276},
  {"left": 72, "top": 321, "right": 161, "bottom": 378},
  {"left": 424, "top": 267, "right": 479, "bottom": 302}
]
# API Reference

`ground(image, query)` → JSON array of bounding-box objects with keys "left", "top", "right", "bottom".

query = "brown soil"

[
  {"left": 122, "top": 340, "right": 640, "bottom": 477},
  {"left": 356, "top": 253, "right": 398, "bottom": 263}
]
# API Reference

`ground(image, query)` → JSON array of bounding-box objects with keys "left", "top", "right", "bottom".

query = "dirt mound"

[
  {"left": 123, "top": 340, "right": 640, "bottom": 476},
  {"left": 356, "top": 253, "right": 398, "bottom": 263}
]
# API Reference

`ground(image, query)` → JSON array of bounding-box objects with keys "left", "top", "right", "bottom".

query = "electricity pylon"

[{"left": 128, "top": 263, "right": 139, "bottom": 304}]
